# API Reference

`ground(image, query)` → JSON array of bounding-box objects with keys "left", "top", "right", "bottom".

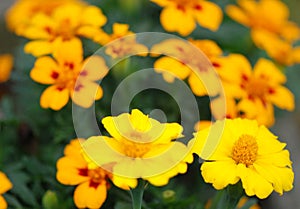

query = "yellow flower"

[
  {"left": 82, "top": 109, "right": 193, "bottom": 187},
  {"left": 5, "top": 0, "right": 84, "bottom": 34},
  {"left": 30, "top": 39, "right": 108, "bottom": 110},
  {"left": 151, "top": 0, "right": 223, "bottom": 36},
  {"left": 94, "top": 23, "right": 148, "bottom": 59},
  {"left": 57, "top": 139, "right": 117, "bottom": 209},
  {"left": 0, "top": 171, "right": 13, "bottom": 209},
  {"left": 20, "top": 3, "right": 107, "bottom": 56},
  {"left": 221, "top": 56, "right": 294, "bottom": 122},
  {"left": 152, "top": 39, "right": 222, "bottom": 96},
  {"left": 191, "top": 118, "right": 294, "bottom": 199},
  {"left": 226, "top": 0, "right": 300, "bottom": 65},
  {"left": 226, "top": 0, "right": 300, "bottom": 42},
  {"left": 0, "top": 54, "right": 13, "bottom": 83},
  {"left": 252, "top": 30, "right": 300, "bottom": 66}
]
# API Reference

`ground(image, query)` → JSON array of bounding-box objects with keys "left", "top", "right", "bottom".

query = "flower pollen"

[
  {"left": 232, "top": 134, "right": 258, "bottom": 166},
  {"left": 123, "top": 140, "right": 150, "bottom": 158}
]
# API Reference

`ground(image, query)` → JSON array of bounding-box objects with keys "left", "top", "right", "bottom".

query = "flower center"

[
  {"left": 232, "top": 134, "right": 258, "bottom": 166},
  {"left": 88, "top": 167, "right": 108, "bottom": 183},
  {"left": 123, "top": 140, "right": 150, "bottom": 158},
  {"left": 242, "top": 76, "right": 269, "bottom": 100}
]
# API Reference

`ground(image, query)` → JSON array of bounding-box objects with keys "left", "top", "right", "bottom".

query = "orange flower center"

[
  {"left": 54, "top": 61, "right": 81, "bottom": 90},
  {"left": 170, "top": 0, "right": 202, "bottom": 10},
  {"left": 123, "top": 139, "right": 150, "bottom": 158},
  {"left": 232, "top": 134, "right": 258, "bottom": 166},
  {"left": 88, "top": 167, "right": 108, "bottom": 183},
  {"left": 241, "top": 75, "right": 269, "bottom": 100}
]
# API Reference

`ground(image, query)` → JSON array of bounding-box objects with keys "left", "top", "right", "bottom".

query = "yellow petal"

[
  {"left": 24, "top": 41, "right": 54, "bottom": 57},
  {"left": 160, "top": 6, "right": 196, "bottom": 36},
  {"left": 71, "top": 81, "right": 103, "bottom": 108},
  {"left": 253, "top": 58, "right": 286, "bottom": 84},
  {"left": 237, "top": 164, "right": 273, "bottom": 199},
  {"left": 0, "top": 54, "right": 13, "bottom": 83},
  {"left": 0, "top": 172, "right": 12, "bottom": 194},
  {"left": 226, "top": 5, "right": 250, "bottom": 26},
  {"left": 40, "top": 85, "right": 69, "bottom": 110},
  {"left": 194, "top": 1, "right": 223, "bottom": 31},
  {"left": 73, "top": 181, "right": 107, "bottom": 209},
  {"left": 154, "top": 57, "right": 191, "bottom": 83},
  {"left": 80, "top": 6, "right": 107, "bottom": 27},
  {"left": 53, "top": 38, "right": 83, "bottom": 65},
  {"left": 56, "top": 157, "right": 89, "bottom": 186},
  {"left": 0, "top": 195, "right": 7, "bottom": 209},
  {"left": 111, "top": 175, "right": 137, "bottom": 189},
  {"left": 201, "top": 161, "right": 239, "bottom": 190},
  {"left": 267, "top": 86, "right": 294, "bottom": 111},
  {"left": 30, "top": 57, "right": 59, "bottom": 84}
]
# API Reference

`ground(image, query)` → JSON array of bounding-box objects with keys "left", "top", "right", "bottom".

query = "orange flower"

[
  {"left": 219, "top": 55, "right": 294, "bottom": 126},
  {"left": 151, "top": 0, "right": 223, "bottom": 36},
  {"left": 152, "top": 39, "right": 222, "bottom": 97},
  {"left": 0, "top": 171, "right": 13, "bottom": 209},
  {"left": 19, "top": 3, "right": 107, "bottom": 56},
  {"left": 57, "top": 139, "right": 116, "bottom": 209},
  {"left": 30, "top": 39, "right": 108, "bottom": 110},
  {"left": 5, "top": 0, "right": 84, "bottom": 34},
  {"left": 0, "top": 54, "right": 13, "bottom": 83},
  {"left": 226, "top": 0, "right": 300, "bottom": 65},
  {"left": 94, "top": 23, "right": 148, "bottom": 59}
]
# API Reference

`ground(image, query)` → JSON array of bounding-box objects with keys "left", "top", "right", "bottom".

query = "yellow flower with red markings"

[
  {"left": 57, "top": 139, "right": 121, "bottom": 209},
  {"left": 226, "top": 0, "right": 300, "bottom": 66},
  {"left": 152, "top": 39, "right": 227, "bottom": 96},
  {"left": 191, "top": 118, "right": 294, "bottom": 199},
  {"left": 0, "top": 54, "right": 13, "bottom": 83},
  {"left": 94, "top": 23, "right": 148, "bottom": 59},
  {"left": 5, "top": 0, "right": 84, "bottom": 34},
  {"left": 82, "top": 109, "right": 193, "bottom": 187},
  {"left": 218, "top": 55, "right": 294, "bottom": 126},
  {"left": 30, "top": 39, "right": 108, "bottom": 110},
  {"left": 0, "top": 171, "right": 13, "bottom": 209},
  {"left": 19, "top": 3, "right": 106, "bottom": 56},
  {"left": 151, "top": 0, "right": 223, "bottom": 36}
]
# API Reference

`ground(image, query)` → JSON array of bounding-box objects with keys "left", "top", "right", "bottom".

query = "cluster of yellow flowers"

[{"left": 2, "top": 0, "right": 299, "bottom": 208}]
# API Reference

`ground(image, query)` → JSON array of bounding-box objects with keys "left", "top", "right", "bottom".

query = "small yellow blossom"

[
  {"left": 82, "top": 109, "right": 193, "bottom": 187},
  {"left": 0, "top": 171, "right": 13, "bottom": 209},
  {"left": 152, "top": 39, "right": 227, "bottom": 96},
  {"left": 191, "top": 118, "right": 294, "bottom": 199},
  {"left": 220, "top": 55, "right": 294, "bottom": 125},
  {"left": 94, "top": 23, "right": 148, "bottom": 59},
  {"left": 30, "top": 39, "right": 108, "bottom": 110},
  {"left": 5, "top": 0, "right": 84, "bottom": 34},
  {"left": 151, "top": 0, "right": 223, "bottom": 36},
  {"left": 20, "top": 3, "right": 107, "bottom": 56},
  {"left": 57, "top": 139, "right": 117, "bottom": 209},
  {"left": 0, "top": 54, "right": 13, "bottom": 83}
]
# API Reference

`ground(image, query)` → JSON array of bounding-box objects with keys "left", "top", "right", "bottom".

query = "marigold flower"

[
  {"left": 30, "top": 39, "right": 108, "bottom": 110},
  {"left": 226, "top": 0, "right": 299, "bottom": 42},
  {"left": 151, "top": 0, "right": 223, "bottom": 36},
  {"left": 221, "top": 55, "right": 294, "bottom": 124},
  {"left": 191, "top": 118, "right": 294, "bottom": 199},
  {"left": 57, "top": 139, "right": 118, "bottom": 209},
  {"left": 152, "top": 39, "right": 227, "bottom": 96},
  {"left": 0, "top": 54, "right": 13, "bottom": 83},
  {"left": 0, "top": 171, "right": 13, "bottom": 209},
  {"left": 94, "top": 23, "right": 148, "bottom": 59},
  {"left": 5, "top": 0, "right": 84, "bottom": 34},
  {"left": 82, "top": 109, "right": 193, "bottom": 187},
  {"left": 226, "top": 0, "right": 300, "bottom": 65},
  {"left": 20, "top": 3, "right": 107, "bottom": 56}
]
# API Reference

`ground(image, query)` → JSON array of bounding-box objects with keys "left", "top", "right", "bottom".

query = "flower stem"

[
  {"left": 130, "top": 179, "right": 145, "bottom": 209},
  {"left": 211, "top": 182, "right": 244, "bottom": 209}
]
